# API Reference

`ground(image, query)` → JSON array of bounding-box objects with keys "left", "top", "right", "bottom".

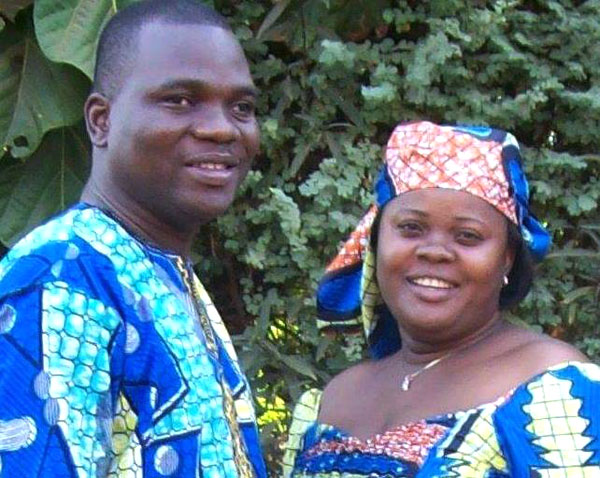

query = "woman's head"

[
  {"left": 317, "top": 121, "right": 549, "bottom": 357},
  {"left": 372, "top": 188, "right": 527, "bottom": 346},
  {"left": 370, "top": 199, "right": 534, "bottom": 312}
]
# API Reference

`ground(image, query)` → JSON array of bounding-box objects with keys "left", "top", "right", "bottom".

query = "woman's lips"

[
  {"left": 408, "top": 276, "right": 456, "bottom": 289},
  {"left": 406, "top": 276, "right": 458, "bottom": 302}
]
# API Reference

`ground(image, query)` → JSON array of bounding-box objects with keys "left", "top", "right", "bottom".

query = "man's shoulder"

[{"left": 0, "top": 204, "right": 133, "bottom": 296}]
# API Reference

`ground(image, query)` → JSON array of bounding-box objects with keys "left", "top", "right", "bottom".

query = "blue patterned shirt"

[{"left": 0, "top": 204, "right": 266, "bottom": 478}]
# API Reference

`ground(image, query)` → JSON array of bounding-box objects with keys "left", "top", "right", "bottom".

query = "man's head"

[
  {"left": 92, "top": 0, "right": 231, "bottom": 100},
  {"left": 84, "top": 0, "right": 260, "bottom": 238}
]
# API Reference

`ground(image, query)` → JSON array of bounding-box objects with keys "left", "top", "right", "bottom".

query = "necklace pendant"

[{"left": 401, "top": 374, "right": 412, "bottom": 391}]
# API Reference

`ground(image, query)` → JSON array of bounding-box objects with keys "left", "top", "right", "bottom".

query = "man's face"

[{"left": 102, "top": 21, "right": 259, "bottom": 230}]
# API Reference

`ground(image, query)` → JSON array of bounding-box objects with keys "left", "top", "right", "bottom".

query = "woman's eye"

[
  {"left": 397, "top": 222, "right": 423, "bottom": 235},
  {"left": 457, "top": 230, "right": 483, "bottom": 244}
]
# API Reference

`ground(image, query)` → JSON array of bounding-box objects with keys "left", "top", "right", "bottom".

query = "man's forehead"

[
  {"left": 137, "top": 20, "right": 238, "bottom": 50},
  {"left": 133, "top": 22, "right": 246, "bottom": 66},
  {"left": 117, "top": 21, "right": 254, "bottom": 94}
]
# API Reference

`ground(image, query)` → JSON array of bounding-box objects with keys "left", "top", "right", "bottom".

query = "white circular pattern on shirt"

[
  {"left": 136, "top": 297, "right": 154, "bottom": 322},
  {"left": 33, "top": 371, "right": 50, "bottom": 400},
  {"left": 125, "top": 323, "right": 141, "bottom": 354},
  {"left": 154, "top": 445, "right": 179, "bottom": 475},
  {"left": 0, "top": 304, "right": 16, "bottom": 334},
  {"left": 43, "top": 399, "right": 60, "bottom": 426},
  {"left": 0, "top": 417, "right": 37, "bottom": 451}
]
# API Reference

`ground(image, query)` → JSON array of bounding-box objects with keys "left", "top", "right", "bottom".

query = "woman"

[{"left": 283, "top": 121, "right": 600, "bottom": 477}]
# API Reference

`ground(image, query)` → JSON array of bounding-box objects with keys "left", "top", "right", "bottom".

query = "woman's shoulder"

[
  {"left": 318, "top": 359, "right": 384, "bottom": 425},
  {"left": 502, "top": 327, "right": 589, "bottom": 372}
]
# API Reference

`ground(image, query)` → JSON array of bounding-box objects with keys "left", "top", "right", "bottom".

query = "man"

[{"left": 0, "top": 1, "right": 266, "bottom": 477}]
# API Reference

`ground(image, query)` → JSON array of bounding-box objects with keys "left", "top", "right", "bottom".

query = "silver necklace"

[{"left": 400, "top": 352, "right": 453, "bottom": 391}]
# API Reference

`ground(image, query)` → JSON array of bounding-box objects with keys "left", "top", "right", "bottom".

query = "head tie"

[{"left": 316, "top": 121, "right": 551, "bottom": 358}]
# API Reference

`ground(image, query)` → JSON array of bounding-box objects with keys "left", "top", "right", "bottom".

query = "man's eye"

[
  {"left": 232, "top": 101, "right": 255, "bottom": 117},
  {"left": 164, "top": 96, "right": 193, "bottom": 107}
]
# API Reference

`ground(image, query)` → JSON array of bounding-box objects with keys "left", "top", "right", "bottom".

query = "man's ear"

[{"left": 84, "top": 93, "right": 110, "bottom": 147}]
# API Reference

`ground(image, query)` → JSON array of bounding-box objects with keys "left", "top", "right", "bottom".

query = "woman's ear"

[
  {"left": 84, "top": 93, "right": 110, "bottom": 147},
  {"left": 504, "top": 235, "right": 517, "bottom": 278}
]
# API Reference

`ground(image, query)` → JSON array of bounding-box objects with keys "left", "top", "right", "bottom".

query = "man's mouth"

[
  {"left": 196, "top": 162, "right": 228, "bottom": 170},
  {"left": 408, "top": 276, "right": 456, "bottom": 289}
]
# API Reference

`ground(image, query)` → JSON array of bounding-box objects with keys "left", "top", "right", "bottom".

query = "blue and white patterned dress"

[
  {"left": 0, "top": 204, "right": 266, "bottom": 478},
  {"left": 284, "top": 362, "right": 600, "bottom": 478}
]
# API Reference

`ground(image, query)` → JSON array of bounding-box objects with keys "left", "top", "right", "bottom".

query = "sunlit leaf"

[
  {"left": 34, "top": 0, "right": 116, "bottom": 79},
  {"left": 0, "top": 125, "right": 90, "bottom": 246},
  {"left": 0, "top": 23, "right": 89, "bottom": 157}
]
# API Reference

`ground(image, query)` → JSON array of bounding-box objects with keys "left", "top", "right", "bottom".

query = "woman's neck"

[{"left": 398, "top": 315, "right": 506, "bottom": 365}]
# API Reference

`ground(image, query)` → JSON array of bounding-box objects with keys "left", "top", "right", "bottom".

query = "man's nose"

[
  {"left": 415, "top": 242, "right": 456, "bottom": 262},
  {"left": 189, "top": 105, "right": 238, "bottom": 143}
]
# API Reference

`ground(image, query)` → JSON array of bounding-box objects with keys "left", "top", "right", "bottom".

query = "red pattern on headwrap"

[{"left": 386, "top": 122, "right": 517, "bottom": 223}]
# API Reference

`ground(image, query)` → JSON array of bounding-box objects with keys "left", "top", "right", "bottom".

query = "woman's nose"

[{"left": 415, "top": 242, "right": 456, "bottom": 262}]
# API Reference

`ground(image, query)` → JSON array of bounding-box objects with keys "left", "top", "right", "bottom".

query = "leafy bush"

[{"left": 1, "top": 0, "right": 600, "bottom": 473}]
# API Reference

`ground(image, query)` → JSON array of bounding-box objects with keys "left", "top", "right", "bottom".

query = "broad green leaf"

[
  {"left": 0, "top": 125, "right": 90, "bottom": 246},
  {"left": 0, "top": 24, "right": 89, "bottom": 157},
  {"left": 34, "top": 0, "right": 116, "bottom": 79},
  {"left": 0, "top": 0, "right": 33, "bottom": 21}
]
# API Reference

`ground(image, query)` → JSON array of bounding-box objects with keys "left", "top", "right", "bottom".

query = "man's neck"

[{"left": 81, "top": 184, "right": 196, "bottom": 257}]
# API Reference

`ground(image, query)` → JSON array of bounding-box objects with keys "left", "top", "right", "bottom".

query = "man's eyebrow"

[{"left": 154, "top": 79, "right": 260, "bottom": 97}]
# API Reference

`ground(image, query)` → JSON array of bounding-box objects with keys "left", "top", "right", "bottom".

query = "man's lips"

[
  {"left": 183, "top": 153, "right": 239, "bottom": 185},
  {"left": 184, "top": 153, "right": 239, "bottom": 169}
]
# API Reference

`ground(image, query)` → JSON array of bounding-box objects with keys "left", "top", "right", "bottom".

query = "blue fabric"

[
  {"left": 0, "top": 204, "right": 266, "bottom": 478},
  {"left": 289, "top": 362, "right": 600, "bottom": 478},
  {"left": 316, "top": 264, "right": 362, "bottom": 321}
]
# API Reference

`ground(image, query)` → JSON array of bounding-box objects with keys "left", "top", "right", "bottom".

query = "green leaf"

[
  {"left": 0, "top": 24, "right": 89, "bottom": 157},
  {"left": 0, "top": 125, "right": 90, "bottom": 246},
  {"left": 33, "top": 0, "right": 116, "bottom": 79},
  {"left": 578, "top": 195, "right": 596, "bottom": 212},
  {"left": 256, "top": 0, "right": 292, "bottom": 40},
  {"left": 562, "top": 286, "right": 596, "bottom": 305},
  {"left": 262, "top": 341, "right": 317, "bottom": 380},
  {"left": 0, "top": 0, "right": 33, "bottom": 21}
]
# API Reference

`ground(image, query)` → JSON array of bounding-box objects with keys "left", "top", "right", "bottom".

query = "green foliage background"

[{"left": 1, "top": 0, "right": 600, "bottom": 473}]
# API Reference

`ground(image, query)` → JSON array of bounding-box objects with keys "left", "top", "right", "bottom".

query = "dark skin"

[
  {"left": 319, "top": 189, "right": 587, "bottom": 440},
  {"left": 83, "top": 22, "right": 260, "bottom": 256}
]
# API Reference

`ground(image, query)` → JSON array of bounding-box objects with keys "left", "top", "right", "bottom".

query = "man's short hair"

[{"left": 93, "top": 0, "right": 232, "bottom": 98}]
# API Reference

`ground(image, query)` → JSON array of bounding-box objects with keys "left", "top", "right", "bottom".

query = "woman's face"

[{"left": 376, "top": 188, "right": 515, "bottom": 345}]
